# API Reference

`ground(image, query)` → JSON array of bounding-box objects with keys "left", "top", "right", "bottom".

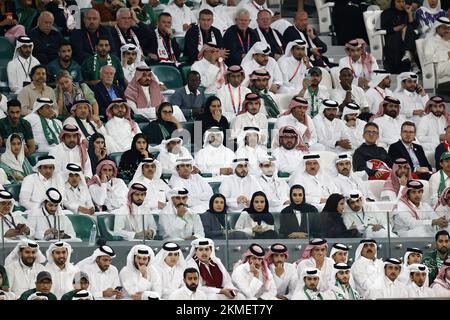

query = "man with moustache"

[
  {"left": 19, "top": 271, "right": 57, "bottom": 300},
  {"left": 372, "top": 96, "right": 406, "bottom": 149},
  {"left": 185, "top": 238, "right": 241, "bottom": 300},
  {"left": 394, "top": 72, "right": 429, "bottom": 122},
  {"left": 5, "top": 239, "right": 47, "bottom": 296},
  {"left": 417, "top": 96, "right": 450, "bottom": 152},
  {"left": 169, "top": 268, "right": 207, "bottom": 300},
  {"left": 219, "top": 158, "right": 262, "bottom": 213},
  {"left": 272, "top": 126, "right": 308, "bottom": 175},
  {"left": 264, "top": 243, "right": 298, "bottom": 300},
  {"left": 367, "top": 258, "right": 408, "bottom": 299},
  {"left": 423, "top": 230, "right": 449, "bottom": 283},
  {"left": 366, "top": 70, "right": 393, "bottom": 115}
]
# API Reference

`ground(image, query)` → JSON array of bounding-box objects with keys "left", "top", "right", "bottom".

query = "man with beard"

[
  {"left": 247, "top": 69, "right": 280, "bottom": 119},
  {"left": 331, "top": 263, "right": 359, "bottom": 300},
  {"left": 47, "top": 41, "right": 82, "bottom": 84},
  {"left": 367, "top": 258, "right": 408, "bottom": 299},
  {"left": 313, "top": 99, "right": 351, "bottom": 153},
  {"left": 104, "top": 99, "right": 141, "bottom": 153},
  {"left": 157, "top": 137, "right": 193, "bottom": 174},
  {"left": 232, "top": 243, "right": 278, "bottom": 300},
  {"left": 77, "top": 245, "right": 124, "bottom": 300},
  {"left": 366, "top": 70, "right": 393, "bottom": 115},
  {"left": 394, "top": 72, "right": 429, "bottom": 122},
  {"left": 19, "top": 271, "right": 57, "bottom": 300},
  {"left": 44, "top": 242, "right": 79, "bottom": 299},
  {"left": 291, "top": 268, "right": 336, "bottom": 300},
  {"left": 341, "top": 102, "right": 365, "bottom": 153},
  {"left": 388, "top": 121, "right": 432, "bottom": 180},
  {"left": 256, "top": 155, "right": 290, "bottom": 212},
  {"left": 343, "top": 190, "right": 391, "bottom": 238},
  {"left": 272, "top": 126, "right": 308, "bottom": 175},
  {"left": 283, "top": 11, "right": 332, "bottom": 68},
  {"left": 392, "top": 180, "right": 447, "bottom": 237},
  {"left": 417, "top": 96, "right": 450, "bottom": 152},
  {"left": 195, "top": 127, "right": 235, "bottom": 176},
  {"left": 119, "top": 244, "right": 162, "bottom": 299},
  {"left": 350, "top": 239, "right": 384, "bottom": 298},
  {"left": 331, "top": 68, "right": 370, "bottom": 118},
  {"left": 48, "top": 124, "right": 92, "bottom": 177},
  {"left": 129, "top": 158, "right": 170, "bottom": 214},
  {"left": 169, "top": 158, "right": 213, "bottom": 213},
  {"left": 219, "top": 158, "right": 262, "bottom": 212},
  {"left": 5, "top": 239, "right": 47, "bottom": 296},
  {"left": 264, "top": 243, "right": 298, "bottom": 300},
  {"left": 18, "top": 66, "right": 57, "bottom": 116},
  {"left": 185, "top": 238, "right": 241, "bottom": 300},
  {"left": 333, "top": 153, "right": 374, "bottom": 201},
  {"left": 241, "top": 42, "right": 283, "bottom": 93},
  {"left": 277, "top": 40, "right": 311, "bottom": 94},
  {"left": 169, "top": 268, "right": 207, "bottom": 300},
  {"left": 407, "top": 264, "right": 435, "bottom": 297},
  {"left": 352, "top": 122, "right": 393, "bottom": 179},
  {"left": 163, "top": 0, "right": 196, "bottom": 35},
  {"left": 113, "top": 183, "right": 157, "bottom": 240},
  {"left": 223, "top": 9, "right": 258, "bottom": 66},
  {"left": 81, "top": 36, "right": 125, "bottom": 88},
  {"left": 7, "top": 36, "right": 40, "bottom": 94},
  {"left": 216, "top": 65, "right": 251, "bottom": 122},
  {"left": 430, "top": 152, "right": 450, "bottom": 206},
  {"left": 28, "top": 188, "right": 77, "bottom": 241},
  {"left": 158, "top": 188, "right": 205, "bottom": 241},
  {"left": 70, "top": 8, "right": 115, "bottom": 64},
  {"left": 380, "top": 158, "right": 413, "bottom": 201},
  {"left": 297, "top": 67, "right": 330, "bottom": 118},
  {"left": 184, "top": 9, "right": 225, "bottom": 64},
  {"left": 423, "top": 230, "right": 449, "bottom": 283}
]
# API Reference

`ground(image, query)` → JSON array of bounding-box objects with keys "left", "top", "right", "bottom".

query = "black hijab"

[
  {"left": 245, "top": 191, "right": 274, "bottom": 225},
  {"left": 322, "top": 193, "right": 345, "bottom": 214},
  {"left": 287, "top": 185, "right": 312, "bottom": 212},
  {"left": 129, "top": 133, "right": 148, "bottom": 156},
  {"left": 207, "top": 193, "right": 227, "bottom": 227},
  {"left": 197, "top": 95, "right": 229, "bottom": 135},
  {"left": 88, "top": 132, "right": 106, "bottom": 173}
]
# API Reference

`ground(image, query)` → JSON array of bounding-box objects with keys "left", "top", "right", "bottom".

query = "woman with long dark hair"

[
  {"left": 320, "top": 193, "right": 361, "bottom": 238},
  {"left": 279, "top": 185, "right": 319, "bottom": 239},
  {"left": 87, "top": 132, "right": 107, "bottom": 174},
  {"left": 235, "top": 191, "right": 278, "bottom": 239},
  {"left": 142, "top": 102, "right": 182, "bottom": 145}
]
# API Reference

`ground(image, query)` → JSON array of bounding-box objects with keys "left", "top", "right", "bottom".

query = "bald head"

[
  {"left": 38, "top": 11, "right": 54, "bottom": 34},
  {"left": 294, "top": 11, "right": 308, "bottom": 30},
  {"left": 84, "top": 9, "right": 101, "bottom": 32}
]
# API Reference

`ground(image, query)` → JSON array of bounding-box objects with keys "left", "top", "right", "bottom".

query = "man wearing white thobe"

[
  {"left": 277, "top": 40, "right": 311, "bottom": 94},
  {"left": 417, "top": 95, "right": 449, "bottom": 152},
  {"left": 393, "top": 72, "right": 429, "bottom": 123},
  {"left": 367, "top": 258, "right": 408, "bottom": 299}
]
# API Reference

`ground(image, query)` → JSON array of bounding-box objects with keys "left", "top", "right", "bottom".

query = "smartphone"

[{"left": 115, "top": 286, "right": 123, "bottom": 291}]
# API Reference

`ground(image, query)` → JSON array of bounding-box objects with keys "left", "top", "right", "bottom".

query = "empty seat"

[
  {"left": 150, "top": 64, "right": 183, "bottom": 89},
  {"left": 314, "top": 0, "right": 335, "bottom": 34},
  {"left": 0, "top": 37, "right": 14, "bottom": 68},
  {"left": 66, "top": 214, "right": 97, "bottom": 241},
  {"left": 96, "top": 214, "right": 123, "bottom": 241},
  {"left": 363, "top": 10, "right": 386, "bottom": 61},
  {"left": 107, "top": 152, "right": 123, "bottom": 168},
  {"left": 415, "top": 38, "right": 436, "bottom": 90},
  {"left": 364, "top": 179, "right": 386, "bottom": 201},
  {"left": 27, "top": 152, "right": 49, "bottom": 166}
]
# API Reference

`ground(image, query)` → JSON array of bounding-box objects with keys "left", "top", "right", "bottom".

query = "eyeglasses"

[
  {"left": 364, "top": 130, "right": 379, "bottom": 135},
  {"left": 161, "top": 110, "right": 173, "bottom": 114},
  {"left": 260, "top": 163, "right": 273, "bottom": 168}
]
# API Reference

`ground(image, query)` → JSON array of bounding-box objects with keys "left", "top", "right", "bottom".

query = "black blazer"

[
  {"left": 388, "top": 140, "right": 432, "bottom": 171},
  {"left": 279, "top": 204, "right": 319, "bottom": 238},
  {"left": 91, "top": 82, "right": 125, "bottom": 119},
  {"left": 70, "top": 26, "right": 116, "bottom": 64},
  {"left": 184, "top": 25, "right": 224, "bottom": 64}
]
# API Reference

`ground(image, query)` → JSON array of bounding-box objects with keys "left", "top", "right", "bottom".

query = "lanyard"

[
  {"left": 18, "top": 57, "right": 31, "bottom": 79},
  {"left": 237, "top": 32, "right": 251, "bottom": 53},
  {"left": 43, "top": 208, "right": 56, "bottom": 230},
  {"left": 288, "top": 61, "right": 302, "bottom": 82},
  {"left": 1, "top": 214, "right": 16, "bottom": 229},
  {"left": 86, "top": 31, "right": 99, "bottom": 54},
  {"left": 227, "top": 84, "right": 241, "bottom": 114},
  {"left": 374, "top": 87, "right": 385, "bottom": 99}
]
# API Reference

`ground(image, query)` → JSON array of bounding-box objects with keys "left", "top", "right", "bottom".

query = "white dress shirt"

[
  {"left": 219, "top": 174, "right": 263, "bottom": 212},
  {"left": 80, "top": 263, "right": 121, "bottom": 298},
  {"left": 19, "top": 172, "right": 65, "bottom": 211},
  {"left": 231, "top": 261, "right": 278, "bottom": 299},
  {"left": 5, "top": 260, "right": 47, "bottom": 296},
  {"left": 88, "top": 177, "right": 128, "bottom": 211}
]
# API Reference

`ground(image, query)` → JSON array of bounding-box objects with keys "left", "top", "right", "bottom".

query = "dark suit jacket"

[
  {"left": 435, "top": 142, "right": 446, "bottom": 171},
  {"left": 70, "top": 26, "right": 116, "bottom": 64},
  {"left": 223, "top": 25, "right": 258, "bottom": 66},
  {"left": 283, "top": 26, "right": 327, "bottom": 56},
  {"left": 279, "top": 204, "right": 319, "bottom": 238},
  {"left": 388, "top": 140, "right": 432, "bottom": 171},
  {"left": 91, "top": 82, "right": 124, "bottom": 118},
  {"left": 110, "top": 23, "right": 152, "bottom": 58},
  {"left": 184, "top": 25, "right": 224, "bottom": 64},
  {"left": 170, "top": 87, "right": 206, "bottom": 110},
  {"left": 28, "top": 28, "right": 64, "bottom": 65}
]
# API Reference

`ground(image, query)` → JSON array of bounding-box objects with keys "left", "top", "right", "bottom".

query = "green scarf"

[
  {"left": 158, "top": 123, "right": 171, "bottom": 140},
  {"left": 251, "top": 86, "right": 279, "bottom": 118},
  {"left": 438, "top": 170, "right": 447, "bottom": 197},
  {"left": 39, "top": 115, "right": 61, "bottom": 146},
  {"left": 308, "top": 86, "right": 319, "bottom": 117}
]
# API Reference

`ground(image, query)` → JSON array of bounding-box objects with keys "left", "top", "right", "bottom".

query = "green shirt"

[
  {"left": 81, "top": 54, "right": 124, "bottom": 86},
  {"left": 422, "top": 249, "right": 448, "bottom": 284},
  {"left": 61, "top": 290, "right": 76, "bottom": 300},
  {"left": 0, "top": 117, "right": 34, "bottom": 141},
  {"left": 134, "top": 4, "right": 157, "bottom": 29},
  {"left": 19, "top": 288, "right": 57, "bottom": 300},
  {"left": 47, "top": 59, "right": 83, "bottom": 84}
]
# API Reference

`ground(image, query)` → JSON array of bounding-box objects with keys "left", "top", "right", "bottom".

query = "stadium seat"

[
  {"left": 316, "top": 151, "right": 338, "bottom": 174},
  {"left": 4, "top": 183, "right": 21, "bottom": 202},
  {"left": 107, "top": 152, "right": 123, "bottom": 168},
  {"left": 363, "top": 10, "right": 386, "bottom": 61},
  {"left": 314, "top": 0, "right": 335, "bottom": 34},
  {"left": 227, "top": 213, "right": 240, "bottom": 229},
  {"left": 150, "top": 64, "right": 183, "bottom": 89},
  {"left": 174, "top": 36, "right": 185, "bottom": 52},
  {"left": 209, "top": 181, "right": 221, "bottom": 194},
  {"left": 329, "top": 66, "right": 340, "bottom": 89},
  {"left": 415, "top": 38, "right": 436, "bottom": 90},
  {"left": 319, "top": 67, "right": 333, "bottom": 90},
  {"left": 27, "top": 152, "right": 49, "bottom": 166},
  {"left": 138, "top": 122, "right": 148, "bottom": 132},
  {"left": 97, "top": 214, "right": 123, "bottom": 241},
  {"left": 364, "top": 179, "right": 386, "bottom": 201},
  {"left": 0, "top": 37, "right": 14, "bottom": 68},
  {"left": 0, "top": 67, "right": 9, "bottom": 93},
  {"left": 66, "top": 214, "right": 97, "bottom": 241},
  {"left": 181, "top": 64, "right": 191, "bottom": 84}
]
